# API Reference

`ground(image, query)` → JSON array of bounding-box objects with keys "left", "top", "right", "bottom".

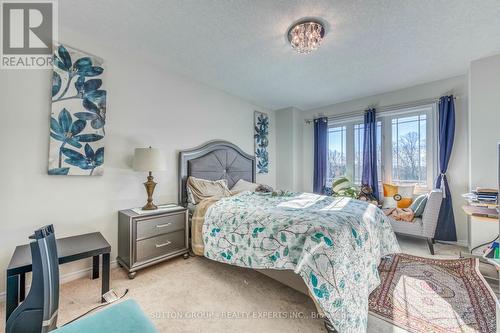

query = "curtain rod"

[{"left": 304, "top": 96, "right": 460, "bottom": 124}]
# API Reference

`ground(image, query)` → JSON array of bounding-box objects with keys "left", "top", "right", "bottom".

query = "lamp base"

[
  {"left": 142, "top": 202, "right": 158, "bottom": 210},
  {"left": 141, "top": 171, "right": 158, "bottom": 210}
]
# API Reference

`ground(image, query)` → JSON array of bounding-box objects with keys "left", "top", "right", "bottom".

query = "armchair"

[{"left": 388, "top": 189, "right": 443, "bottom": 254}]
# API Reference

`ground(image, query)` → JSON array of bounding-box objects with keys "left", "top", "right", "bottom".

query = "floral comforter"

[{"left": 202, "top": 192, "right": 400, "bottom": 332}]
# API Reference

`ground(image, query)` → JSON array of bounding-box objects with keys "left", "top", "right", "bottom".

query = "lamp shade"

[{"left": 133, "top": 147, "right": 166, "bottom": 172}]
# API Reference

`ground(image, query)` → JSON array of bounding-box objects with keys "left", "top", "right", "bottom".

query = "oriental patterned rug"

[{"left": 369, "top": 253, "right": 497, "bottom": 333}]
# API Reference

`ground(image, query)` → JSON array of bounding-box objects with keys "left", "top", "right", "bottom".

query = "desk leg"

[
  {"left": 6, "top": 275, "right": 19, "bottom": 322},
  {"left": 92, "top": 255, "right": 100, "bottom": 279},
  {"left": 101, "top": 253, "right": 110, "bottom": 303},
  {"left": 19, "top": 273, "right": 25, "bottom": 302}
]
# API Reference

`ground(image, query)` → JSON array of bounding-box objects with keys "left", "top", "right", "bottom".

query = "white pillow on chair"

[{"left": 382, "top": 183, "right": 415, "bottom": 208}]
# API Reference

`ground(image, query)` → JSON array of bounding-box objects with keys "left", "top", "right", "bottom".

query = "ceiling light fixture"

[{"left": 287, "top": 19, "right": 325, "bottom": 54}]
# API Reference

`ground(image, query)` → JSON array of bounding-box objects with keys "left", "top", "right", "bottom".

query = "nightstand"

[{"left": 117, "top": 206, "right": 189, "bottom": 279}]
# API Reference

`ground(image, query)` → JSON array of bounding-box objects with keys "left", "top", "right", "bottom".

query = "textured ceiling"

[{"left": 60, "top": 0, "right": 500, "bottom": 110}]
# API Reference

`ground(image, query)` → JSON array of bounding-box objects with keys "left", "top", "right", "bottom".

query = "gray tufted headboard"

[{"left": 178, "top": 140, "right": 256, "bottom": 206}]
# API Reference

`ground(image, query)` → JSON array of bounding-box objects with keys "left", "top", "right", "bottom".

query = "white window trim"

[{"left": 327, "top": 103, "right": 438, "bottom": 192}]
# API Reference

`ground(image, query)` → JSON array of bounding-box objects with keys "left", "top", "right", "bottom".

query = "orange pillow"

[{"left": 382, "top": 184, "right": 414, "bottom": 208}]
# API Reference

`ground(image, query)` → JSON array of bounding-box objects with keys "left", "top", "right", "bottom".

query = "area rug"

[{"left": 369, "top": 253, "right": 497, "bottom": 333}]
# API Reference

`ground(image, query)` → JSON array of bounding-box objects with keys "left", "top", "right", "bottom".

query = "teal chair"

[{"left": 53, "top": 299, "right": 158, "bottom": 333}]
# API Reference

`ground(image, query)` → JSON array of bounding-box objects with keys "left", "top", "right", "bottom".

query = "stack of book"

[
  {"left": 462, "top": 187, "right": 498, "bottom": 209},
  {"left": 475, "top": 187, "right": 498, "bottom": 203}
]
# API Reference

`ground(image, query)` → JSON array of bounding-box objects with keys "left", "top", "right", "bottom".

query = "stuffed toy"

[{"left": 357, "top": 185, "right": 379, "bottom": 206}]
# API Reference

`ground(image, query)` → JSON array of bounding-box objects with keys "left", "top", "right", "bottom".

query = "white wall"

[
  {"left": 275, "top": 107, "right": 303, "bottom": 190},
  {"left": 281, "top": 76, "right": 469, "bottom": 244},
  {"left": 275, "top": 108, "right": 294, "bottom": 189},
  {"left": 468, "top": 54, "right": 500, "bottom": 254},
  {"left": 469, "top": 54, "right": 500, "bottom": 189},
  {"left": 0, "top": 29, "right": 275, "bottom": 294}
]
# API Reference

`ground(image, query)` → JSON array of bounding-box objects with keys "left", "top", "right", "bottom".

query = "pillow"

[
  {"left": 382, "top": 184, "right": 414, "bottom": 208},
  {"left": 409, "top": 193, "right": 428, "bottom": 217},
  {"left": 186, "top": 176, "right": 231, "bottom": 204},
  {"left": 230, "top": 179, "right": 259, "bottom": 194}
]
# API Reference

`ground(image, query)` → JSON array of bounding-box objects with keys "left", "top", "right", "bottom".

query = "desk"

[
  {"left": 462, "top": 205, "right": 498, "bottom": 251},
  {"left": 460, "top": 206, "right": 499, "bottom": 284},
  {"left": 462, "top": 205, "right": 498, "bottom": 220},
  {"left": 5, "top": 232, "right": 111, "bottom": 322}
]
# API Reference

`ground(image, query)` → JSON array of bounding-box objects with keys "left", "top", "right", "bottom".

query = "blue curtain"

[
  {"left": 313, "top": 117, "right": 328, "bottom": 194},
  {"left": 434, "top": 95, "right": 457, "bottom": 241},
  {"left": 361, "top": 108, "right": 380, "bottom": 200}
]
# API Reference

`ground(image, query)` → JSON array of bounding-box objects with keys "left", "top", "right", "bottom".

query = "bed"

[{"left": 178, "top": 140, "right": 400, "bottom": 333}]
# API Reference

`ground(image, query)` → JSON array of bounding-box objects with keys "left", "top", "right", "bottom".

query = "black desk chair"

[{"left": 6, "top": 225, "right": 59, "bottom": 333}]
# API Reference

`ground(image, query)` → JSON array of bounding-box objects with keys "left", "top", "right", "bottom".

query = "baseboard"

[
  {"left": 437, "top": 239, "right": 468, "bottom": 248},
  {"left": 0, "top": 260, "right": 118, "bottom": 303},
  {"left": 60, "top": 260, "right": 118, "bottom": 284}
]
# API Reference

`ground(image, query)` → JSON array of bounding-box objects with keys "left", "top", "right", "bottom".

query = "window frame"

[
  {"left": 327, "top": 117, "right": 361, "bottom": 184},
  {"left": 326, "top": 124, "right": 348, "bottom": 182},
  {"left": 326, "top": 103, "right": 438, "bottom": 192}
]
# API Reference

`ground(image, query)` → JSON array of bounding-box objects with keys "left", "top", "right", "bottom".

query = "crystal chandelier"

[{"left": 287, "top": 20, "right": 325, "bottom": 54}]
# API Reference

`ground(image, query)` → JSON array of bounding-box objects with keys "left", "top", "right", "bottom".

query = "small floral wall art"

[
  {"left": 254, "top": 111, "right": 269, "bottom": 174},
  {"left": 48, "top": 44, "right": 106, "bottom": 176}
]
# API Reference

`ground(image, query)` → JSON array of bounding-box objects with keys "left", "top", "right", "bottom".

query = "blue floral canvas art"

[
  {"left": 254, "top": 111, "right": 269, "bottom": 174},
  {"left": 48, "top": 44, "right": 106, "bottom": 176}
]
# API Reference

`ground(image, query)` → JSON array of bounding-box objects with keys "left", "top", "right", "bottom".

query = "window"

[
  {"left": 327, "top": 126, "right": 346, "bottom": 181},
  {"left": 327, "top": 104, "right": 437, "bottom": 191},
  {"left": 391, "top": 114, "right": 427, "bottom": 185}
]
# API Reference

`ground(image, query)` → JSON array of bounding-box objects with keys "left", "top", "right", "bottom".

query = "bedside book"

[{"left": 131, "top": 204, "right": 182, "bottom": 215}]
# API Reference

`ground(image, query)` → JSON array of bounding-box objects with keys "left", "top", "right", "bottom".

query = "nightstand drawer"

[
  {"left": 136, "top": 212, "right": 185, "bottom": 240},
  {"left": 136, "top": 230, "right": 186, "bottom": 262}
]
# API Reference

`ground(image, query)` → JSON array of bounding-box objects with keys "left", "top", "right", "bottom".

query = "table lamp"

[{"left": 133, "top": 147, "right": 166, "bottom": 210}]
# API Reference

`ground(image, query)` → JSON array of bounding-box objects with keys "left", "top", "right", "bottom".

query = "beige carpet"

[{"left": 0, "top": 237, "right": 496, "bottom": 332}]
